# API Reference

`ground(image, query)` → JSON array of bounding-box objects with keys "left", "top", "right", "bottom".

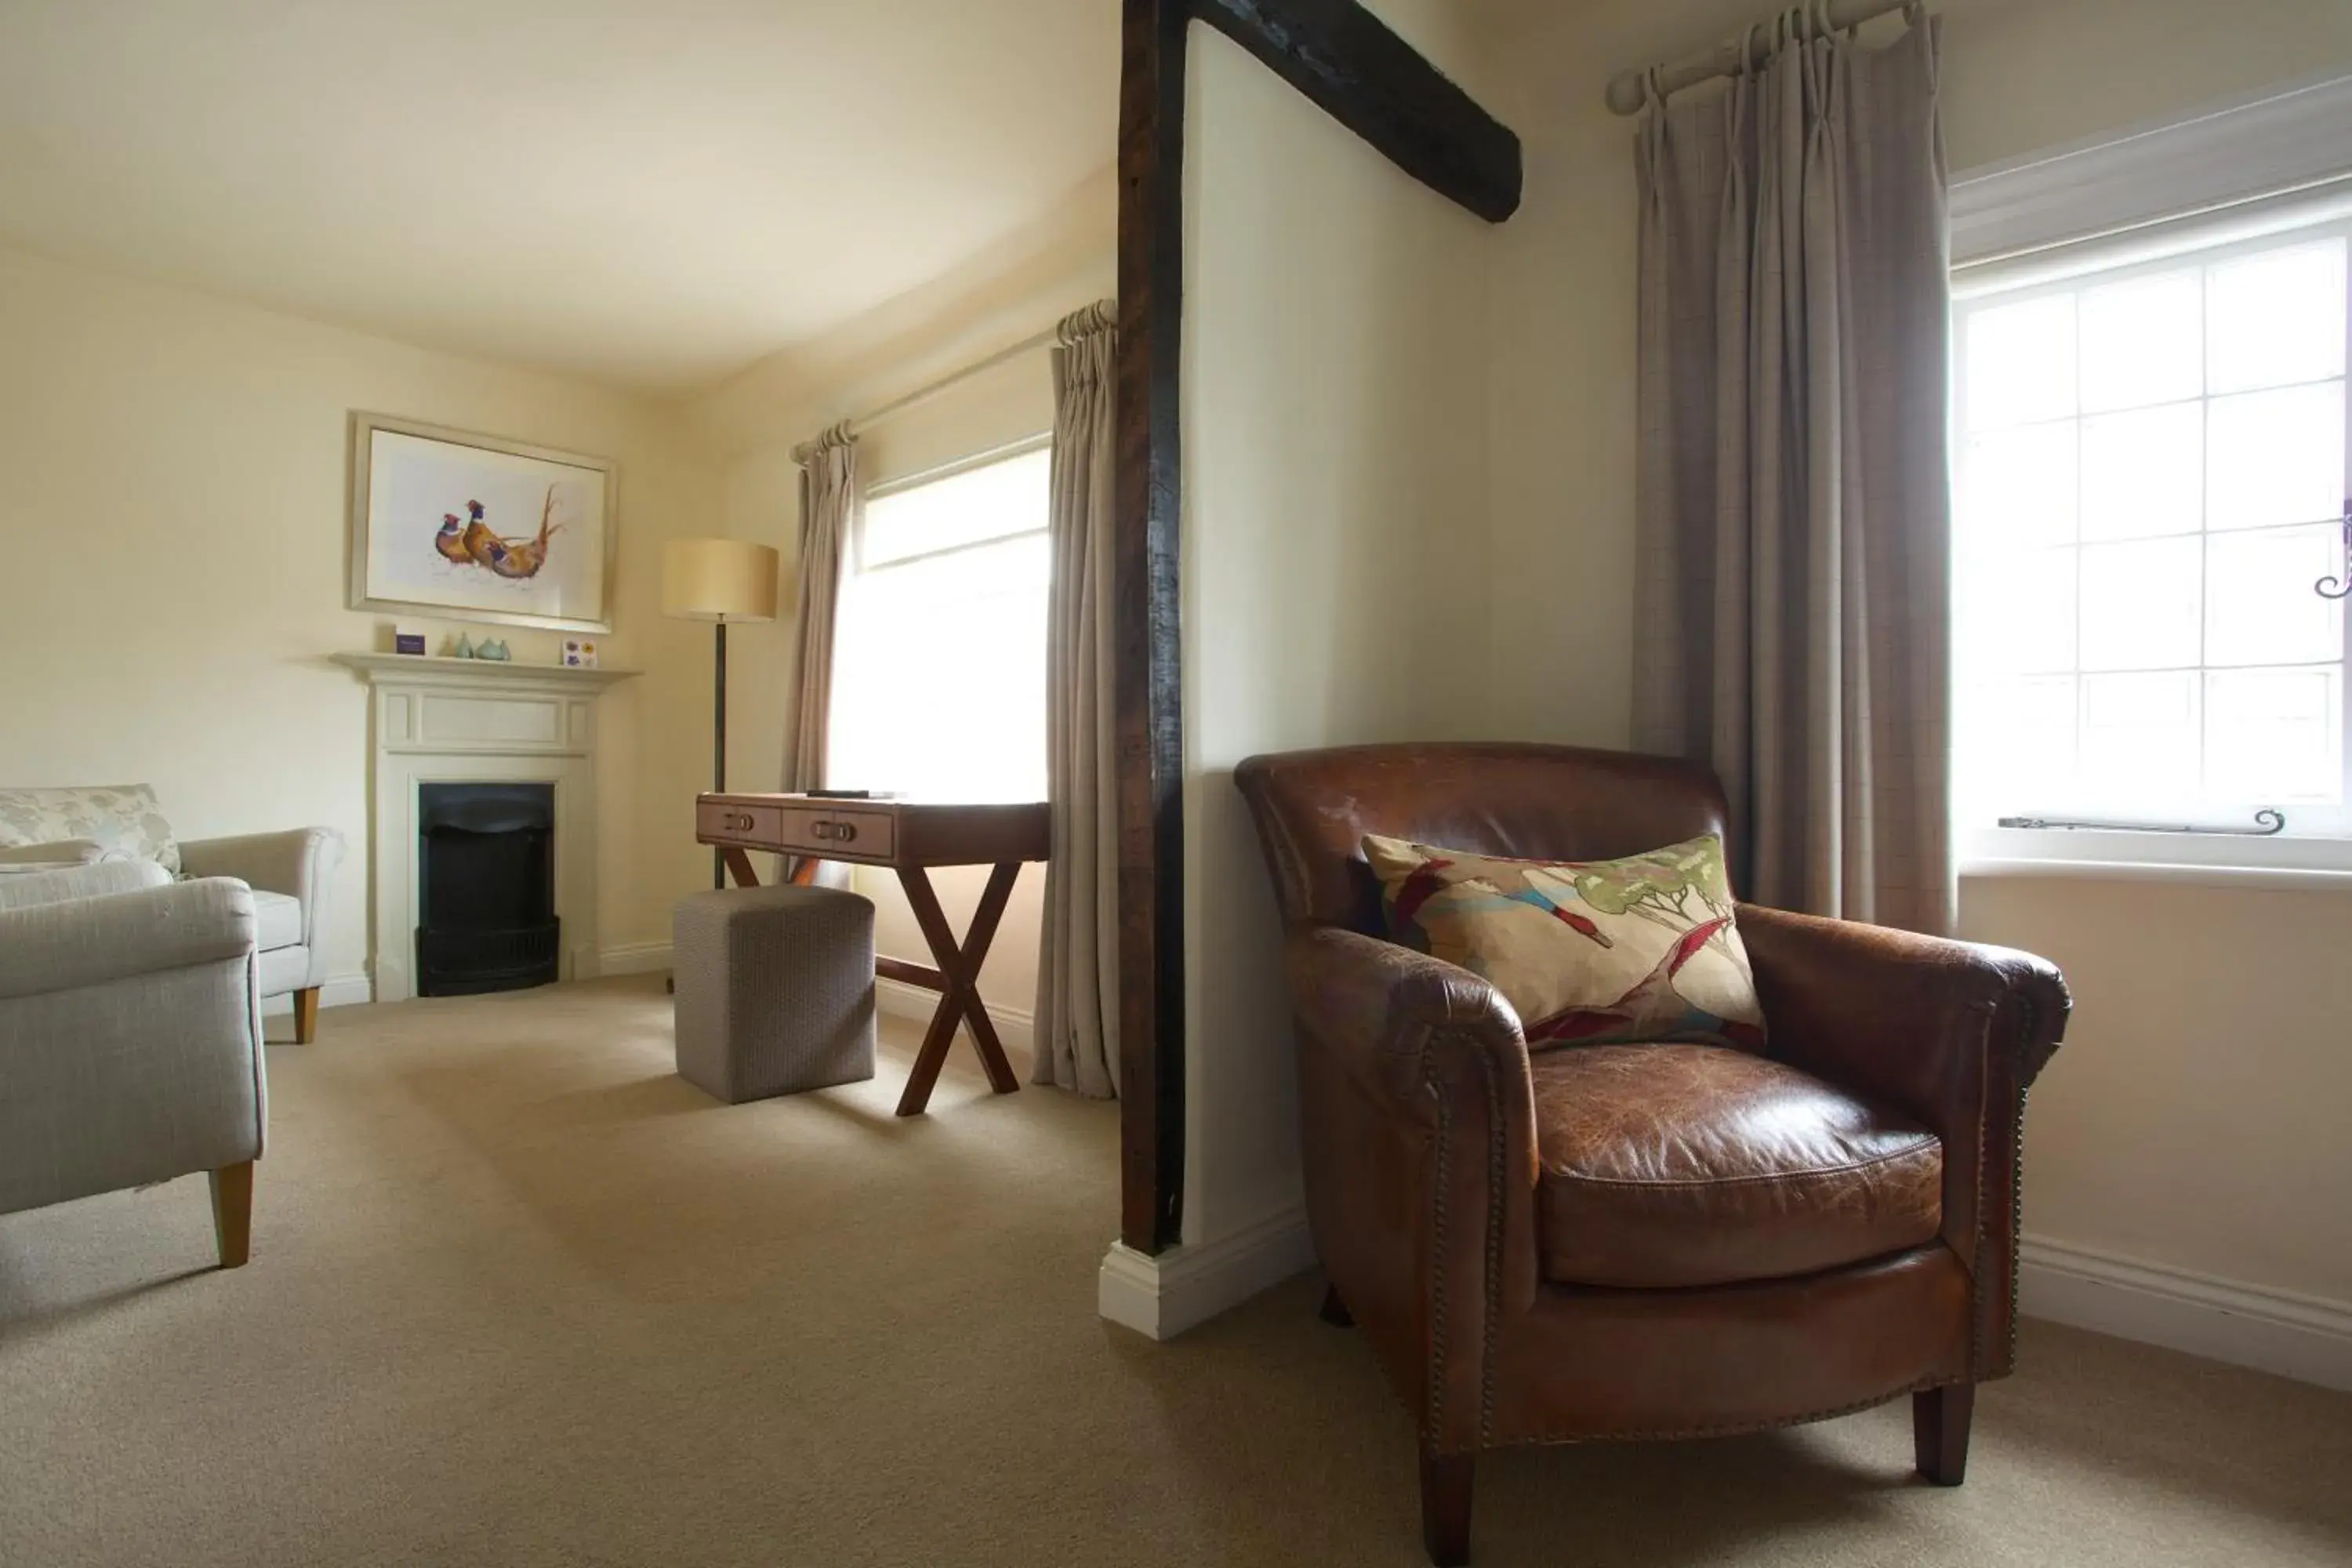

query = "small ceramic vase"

[{"left": 452, "top": 633, "right": 475, "bottom": 659}]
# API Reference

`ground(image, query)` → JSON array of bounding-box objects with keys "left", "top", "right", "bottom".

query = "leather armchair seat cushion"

[
  {"left": 249, "top": 890, "right": 304, "bottom": 953},
  {"left": 1533, "top": 1043, "right": 1943, "bottom": 1289}
]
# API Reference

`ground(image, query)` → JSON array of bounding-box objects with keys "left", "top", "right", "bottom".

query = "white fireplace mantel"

[{"left": 332, "top": 652, "right": 641, "bottom": 1003}]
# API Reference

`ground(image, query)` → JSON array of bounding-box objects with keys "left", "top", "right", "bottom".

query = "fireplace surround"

[{"left": 333, "top": 652, "right": 636, "bottom": 1004}]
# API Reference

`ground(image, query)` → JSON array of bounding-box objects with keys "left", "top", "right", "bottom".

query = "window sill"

[{"left": 1960, "top": 856, "right": 2352, "bottom": 893}]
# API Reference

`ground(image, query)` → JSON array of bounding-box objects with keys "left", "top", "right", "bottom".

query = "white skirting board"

[
  {"left": 2020, "top": 1237, "right": 2352, "bottom": 1392},
  {"left": 260, "top": 972, "right": 372, "bottom": 1014},
  {"left": 1098, "top": 1205, "right": 1319, "bottom": 1341},
  {"left": 598, "top": 941, "right": 675, "bottom": 977},
  {"left": 874, "top": 975, "right": 1035, "bottom": 1056}
]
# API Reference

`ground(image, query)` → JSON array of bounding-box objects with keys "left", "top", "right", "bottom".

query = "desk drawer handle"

[
  {"left": 724, "top": 811, "right": 757, "bottom": 833},
  {"left": 812, "top": 818, "right": 858, "bottom": 844}
]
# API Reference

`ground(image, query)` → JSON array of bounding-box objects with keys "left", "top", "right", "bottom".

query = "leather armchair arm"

[
  {"left": 1737, "top": 904, "right": 2069, "bottom": 1134},
  {"left": 1285, "top": 923, "right": 1532, "bottom": 1120},
  {"left": 1283, "top": 923, "right": 1541, "bottom": 1451},
  {"left": 1737, "top": 903, "right": 2069, "bottom": 1381}
]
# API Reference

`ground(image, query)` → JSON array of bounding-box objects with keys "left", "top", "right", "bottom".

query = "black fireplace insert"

[{"left": 416, "top": 782, "right": 559, "bottom": 996}]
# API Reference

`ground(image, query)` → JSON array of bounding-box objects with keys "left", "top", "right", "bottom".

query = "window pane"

[
  {"left": 830, "top": 534, "right": 1047, "bottom": 800},
  {"left": 2205, "top": 666, "right": 2340, "bottom": 802},
  {"left": 1967, "top": 546, "right": 2075, "bottom": 674},
  {"left": 2080, "top": 402, "right": 2202, "bottom": 540},
  {"left": 1966, "top": 296, "right": 2076, "bottom": 430},
  {"left": 1969, "top": 675, "right": 2078, "bottom": 804},
  {"left": 862, "top": 446, "right": 1051, "bottom": 568},
  {"left": 2078, "top": 536, "right": 2201, "bottom": 671},
  {"left": 1965, "top": 423, "right": 2077, "bottom": 548},
  {"left": 2206, "top": 382, "right": 2347, "bottom": 532},
  {"left": 2080, "top": 269, "right": 2202, "bottom": 412},
  {"left": 2206, "top": 238, "right": 2347, "bottom": 395},
  {"left": 2079, "top": 672, "right": 2200, "bottom": 797},
  {"left": 2205, "top": 523, "right": 2344, "bottom": 668}
]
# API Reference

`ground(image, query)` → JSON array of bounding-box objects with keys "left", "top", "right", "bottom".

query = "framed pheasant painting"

[{"left": 347, "top": 412, "right": 617, "bottom": 633}]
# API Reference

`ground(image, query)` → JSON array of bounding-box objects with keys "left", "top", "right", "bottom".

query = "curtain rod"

[
  {"left": 1604, "top": 0, "right": 1912, "bottom": 117},
  {"left": 791, "top": 320, "right": 1065, "bottom": 466}
]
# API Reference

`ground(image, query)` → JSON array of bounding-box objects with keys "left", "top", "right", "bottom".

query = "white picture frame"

[{"left": 348, "top": 412, "right": 619, "bottom": 633}]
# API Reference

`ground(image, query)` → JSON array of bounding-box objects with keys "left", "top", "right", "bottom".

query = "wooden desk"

[{"left": 695, "top": 793, "right": 1048, "bottom": 1116}]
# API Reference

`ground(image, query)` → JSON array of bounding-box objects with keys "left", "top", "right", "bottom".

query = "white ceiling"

[{"left": 0, "top": 1, "right": 1119, "bottom": 396}]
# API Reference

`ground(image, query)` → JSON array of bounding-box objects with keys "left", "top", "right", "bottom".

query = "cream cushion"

[{"left": 250, "top": 890, "right": 304, "bottom": 953}]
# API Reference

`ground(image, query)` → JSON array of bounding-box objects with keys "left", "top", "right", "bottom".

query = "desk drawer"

[
  {"left": 698, "top": 800, "right": 782, "bottom": 846},
  {"left": 778, "top": 805, "right": 895, "bottom": 862}
]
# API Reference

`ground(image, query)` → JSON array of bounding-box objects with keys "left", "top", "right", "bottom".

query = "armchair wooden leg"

[
  {"left": 1319, "top": 1285, "right": 1354, "bottom": 1327},
  {"left": 209, "top": 1162, "right": 253, "bottom": 1269},
  {"left": 291, "top": 987, "right": 321, "bottom": 1044},
  {"left": 1914, "top": 1384, "right": 1974, "bottom": 1486},
  {"left": 1420, "top": 1448, "right": 1475, "bottom": 1566}
]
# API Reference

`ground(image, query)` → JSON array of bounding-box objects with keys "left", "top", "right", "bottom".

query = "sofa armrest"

[
  {"left": 0, "top": 860, "right": 171, "bottom": 913},
  {"left": 0, "top": 878, "right": 257, "bottom": 1002},
  {"left": 0, "top": 838, "right": 112, "bottom": 869},
  {"left": 180, "top": 828, "right": 341, "bottom": 955}
]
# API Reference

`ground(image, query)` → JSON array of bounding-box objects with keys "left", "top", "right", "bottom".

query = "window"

[
  {"left": 827, "top": 441, "right": 1051, "bottom": 802},
  {"left": 1952, "top": 211, "right": 2352, "bottom": 861}
]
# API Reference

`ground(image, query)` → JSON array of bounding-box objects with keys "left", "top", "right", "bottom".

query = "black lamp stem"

[{"left": 711, "top": 619, "right": 728, "bottom": 889}]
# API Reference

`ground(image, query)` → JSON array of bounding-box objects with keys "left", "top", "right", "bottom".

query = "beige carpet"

[{"left": 2, "top": 978, "right": 2347, "bottom": 1568}]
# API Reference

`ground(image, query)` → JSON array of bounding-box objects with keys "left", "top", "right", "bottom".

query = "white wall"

[
  {"left": 1178, "top": 9, "right": 1500, "bottom": 1249},
  {"left": 686, "top": 176, "right": 1116, "bottom": 1039},
  {"left": 1466, "top": 0, "right": 2352, "bottom": 1323},
  {"left": 0, "top": 243, "right": 720, "bottom": 990}
]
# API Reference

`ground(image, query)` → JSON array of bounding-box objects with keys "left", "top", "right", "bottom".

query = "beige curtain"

[
  {"left": 1033, "top": 301, "right": 1120, "bottom": 1098},
  {"left": 1631, "top": 5, "right": 1953, "bottom": 935},
  {"left": 784, "top": 422, "right": 857, "bottom": 795}
]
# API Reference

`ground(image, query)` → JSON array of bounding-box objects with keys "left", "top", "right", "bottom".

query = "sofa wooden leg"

[
  {"left": 1420, "top": 1448, "right": 1474, "bottom": 1566},
  {"left": 1915, "top": 1384, "right": 1973, "bottom": 1486},
  {"left": 209, "top": 1162, "right": 253, "bottom": 1269},
  {"left": 1319, "top": 1285, "right": 1354, "bottom": 1327},
  {"left": 291, "top": 987, "right": 321, "bottom": 1044}
]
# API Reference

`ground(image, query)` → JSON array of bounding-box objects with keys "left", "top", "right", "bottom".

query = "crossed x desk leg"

[{"left": 890, "top": 862, "right": 1022, "bottom": 1116}]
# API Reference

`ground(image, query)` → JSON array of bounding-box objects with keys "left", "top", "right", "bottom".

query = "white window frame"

[
  {"left": 1951, "top": 71, "right": 2352, "bottom": 879},
  {"left": 855, "top": 432, "right": 1053, "bottom": 566}
]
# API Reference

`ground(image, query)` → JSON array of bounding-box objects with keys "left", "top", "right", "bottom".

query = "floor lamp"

[{"left": 663, "top": 539, "right": 784, "bottom": 888}]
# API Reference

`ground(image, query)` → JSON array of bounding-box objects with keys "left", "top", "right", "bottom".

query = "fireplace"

[{"left": 416, "top": 782, "right": 560, "bottom": 996}]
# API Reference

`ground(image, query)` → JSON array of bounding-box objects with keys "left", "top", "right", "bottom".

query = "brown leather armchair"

[{"left": 1234, "top": 743, "right": 2068, "bottom": 1566}]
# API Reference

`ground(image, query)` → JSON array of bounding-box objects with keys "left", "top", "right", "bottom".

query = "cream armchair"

[
  {"left": 1, "top": 786, "right": 341, "bottom": 1043},
  {"left": 180, "top": 829, "right": 342, "bottom": 1042},
  {"left": 0, "top": 862, "right": 266, "bottom": 1268}
]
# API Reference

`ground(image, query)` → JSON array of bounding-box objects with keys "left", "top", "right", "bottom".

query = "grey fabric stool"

[{"left": 672, "top": 884, "right": 877, "bottom": 1103}]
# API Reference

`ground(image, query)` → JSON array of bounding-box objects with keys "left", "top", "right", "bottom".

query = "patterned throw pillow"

[
  {"left": 0, "top": 785, "right": 181, "bottom": 877},
  {"left": 1362, "top": 832, "right": 1766, "bottom": 1051}
]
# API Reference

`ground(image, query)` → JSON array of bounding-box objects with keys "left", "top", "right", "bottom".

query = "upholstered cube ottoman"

[{"left": 671, "top": 884, "right": 877, "bottom": 1103}]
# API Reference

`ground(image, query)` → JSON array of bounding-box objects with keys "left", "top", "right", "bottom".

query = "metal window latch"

[
  {"left": 2317, "top": 498, "right": 2352, "bottom": 600},
  {"left": 1998, "top": 810, "right": 2286, "bottom": 837}
]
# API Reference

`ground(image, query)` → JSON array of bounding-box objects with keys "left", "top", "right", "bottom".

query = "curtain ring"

[{"left": 1643, "top": 63, "right": 1666, "bottom": 109}]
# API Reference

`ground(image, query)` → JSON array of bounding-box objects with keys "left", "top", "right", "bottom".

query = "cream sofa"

[
  {"left": 0, "top": 786, "right": 340, "bottom": 1043},
  {"left": 0, "top": 861, "right": 265, "bottom": 1267}
]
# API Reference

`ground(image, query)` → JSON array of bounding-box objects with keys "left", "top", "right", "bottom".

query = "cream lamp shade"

[{"left": 662, "top": 539, "right": 785, "bottom": 622}]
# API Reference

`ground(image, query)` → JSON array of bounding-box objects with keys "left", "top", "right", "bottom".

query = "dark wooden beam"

[
  {"left": 1192, "top": 0, "right": 1522, "bottom": 223},
  {"left": 1111, "top": 0, "right": 1523, "bottom": 1259},
  {"left": 1113, "top": 0, "right": 1190, "bottom": 1255}
]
